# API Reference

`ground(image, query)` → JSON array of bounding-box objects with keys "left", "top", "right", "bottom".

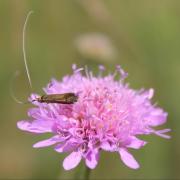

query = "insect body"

[{"left": 34, "top": 93, "right": 78, "bottom": 104}]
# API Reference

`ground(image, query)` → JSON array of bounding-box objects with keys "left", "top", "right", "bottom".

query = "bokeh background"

[{"left": 1, "top": 0, "right": 180, "bottom": 179}]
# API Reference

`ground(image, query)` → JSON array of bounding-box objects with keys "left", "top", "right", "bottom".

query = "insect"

[
  {"left": 33, "top": 93, "right": 78, "bottom": 104},
  {"left": 11, "top": 11, "right": 78, "bottom": 105}
]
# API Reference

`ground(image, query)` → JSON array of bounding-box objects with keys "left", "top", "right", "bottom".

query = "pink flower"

[
  {"left": 74, "top": 33, "right": 117, "bottom": 62},
  {"left": 17, "top": 65, "right": 170, "bottom": 170}
]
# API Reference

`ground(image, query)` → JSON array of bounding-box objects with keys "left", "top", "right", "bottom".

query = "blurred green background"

[{"left": 0, "top": 0, "right": 180, "bottom": 179}]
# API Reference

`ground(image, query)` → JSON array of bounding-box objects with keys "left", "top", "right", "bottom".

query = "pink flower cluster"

[{"left": 17, "top": 65, "right": 170, "bottom": 170}]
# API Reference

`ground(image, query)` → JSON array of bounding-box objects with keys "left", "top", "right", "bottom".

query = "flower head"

[
  {"left": 74, "top": 33, "right": 117, "bottom": 62},
  {"left": 17, "top": 65, "right": 170, "bottom": 170}
]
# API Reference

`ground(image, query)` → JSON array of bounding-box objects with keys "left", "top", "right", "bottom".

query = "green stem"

[
  {"left": 84, "top": 166, "right": 91, "bottom": 180},
  {"left": 74, "top": 165, "right": 91, "bottom": 180}
]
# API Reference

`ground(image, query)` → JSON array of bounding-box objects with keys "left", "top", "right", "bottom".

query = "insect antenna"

[
  {"left": 10, "top": 71, "right": 30, "bottom": 104},
  {"left": 10, "top": 11, "right": 34, "bottom": 104},
  {"left": 23, "top": 10, "right": 34, "bottom": 89}
]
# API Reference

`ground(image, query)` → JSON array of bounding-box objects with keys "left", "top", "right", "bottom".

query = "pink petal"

[
  {"left": 54, "top": 143, "right": 65, "bottom": 153},
  {"left": 63, "top": 152, "right": 82, "bottom": 170},
  {"left": 119, "top": 148, "right": 139, "bottom": 169},
  {"left": 101, "top": 141, "right": 114, "bottom": 151},
  {"left": 127, "top": 137, "right": 147, "bottom": 149},
  {"left": 17, "top": 120, "right": 53, "bottom": 133},
  {"left": 154, "top": 129, "right": 171, "bottom": 139},
  {"left": 85, "top": 149, "right": 99, "bottom": 169},
  {"left": 148, "top": 109, "right": 168, "bottom": 126},
  {"left": 33, "top": 135, "right": 61, "bottom": 148},
  {"left": 55, "top": 141, "right": 79, "bottom": 153}
]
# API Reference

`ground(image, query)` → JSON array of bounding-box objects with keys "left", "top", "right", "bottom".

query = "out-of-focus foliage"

[{"left": 0, "top": 0, "right": 179, "bottom": 179}]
